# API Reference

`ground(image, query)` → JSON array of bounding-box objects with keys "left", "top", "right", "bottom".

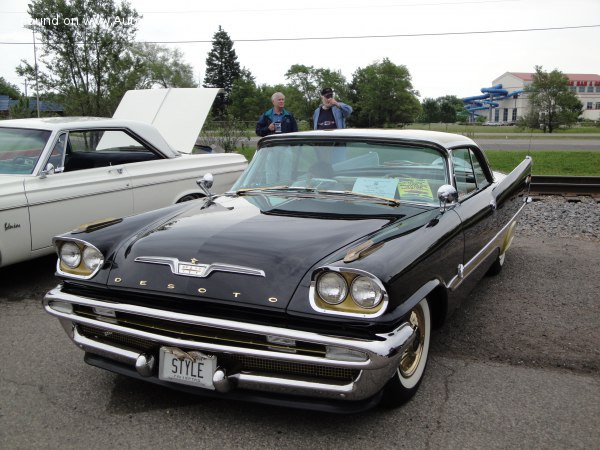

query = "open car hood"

[
  {"left": 107, "top": 196, "right": 430, "bottom": 311},
  {"left": 112, "top": 88, "right": 219, "bottom": 154}
]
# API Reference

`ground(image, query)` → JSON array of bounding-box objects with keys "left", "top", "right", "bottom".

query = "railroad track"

[{"left": 529, "top": 175, "right": 600, "bottom": 198}]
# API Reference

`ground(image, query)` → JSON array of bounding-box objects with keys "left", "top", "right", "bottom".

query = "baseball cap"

[{"left": 321, "top": 87, "right": 334, "bottom": 97}]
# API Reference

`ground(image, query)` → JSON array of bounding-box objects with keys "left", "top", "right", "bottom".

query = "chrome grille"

[
  {"left": 75, "top": 306, "right": 325, "bottom": 357},
  {"left": 78, "top": 325, "right": 358, "bottom": 381}
]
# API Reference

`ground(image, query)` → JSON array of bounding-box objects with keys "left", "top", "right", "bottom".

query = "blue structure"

[
  {"left": 0, "top": 95, "right": 64, "bottom": 116},
  {"left": 462, "top": 85, "right": 523, "bottom": 122}
]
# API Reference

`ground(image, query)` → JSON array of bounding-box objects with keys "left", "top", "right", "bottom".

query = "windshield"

[
  {"left": 231, "top": 140, "right": 449, "bottom": 205},
  {"left": 0, "top": 128, "right": 51, "bottom": 175}
]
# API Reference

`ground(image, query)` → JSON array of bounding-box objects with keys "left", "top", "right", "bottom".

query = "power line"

[
  {"left": 0, "top": 24, "right": 598, "bottom": 45},
  {"left": 0, "top": 0, "right": 519, "bottom": 15}
]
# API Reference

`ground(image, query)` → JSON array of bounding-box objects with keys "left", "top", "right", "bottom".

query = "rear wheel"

[{"left": 383, "top": 298, "right": 431, "bottom": 407}]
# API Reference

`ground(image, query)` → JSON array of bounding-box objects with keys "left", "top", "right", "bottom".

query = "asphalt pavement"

[{"left": 0, "top": 234, "right": 598, "bottom": 449}]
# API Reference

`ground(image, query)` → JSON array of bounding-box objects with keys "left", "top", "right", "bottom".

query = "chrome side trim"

[
  {"left": 134, "top": 256, "right": 265, "bottom": 278},
  {"left": 447, "top": 201, "right": 526, "bottom": 291}
]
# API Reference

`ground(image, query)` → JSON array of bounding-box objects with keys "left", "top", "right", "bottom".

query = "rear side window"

[{"left": 452, "top": 148, "right": 490, "bottom": 197}]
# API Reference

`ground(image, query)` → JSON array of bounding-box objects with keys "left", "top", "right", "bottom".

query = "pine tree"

[{"left": 203, "top": 26, "right": 241, "bottom": 118}]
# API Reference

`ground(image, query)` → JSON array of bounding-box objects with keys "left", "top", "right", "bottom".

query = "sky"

[{"left": 0, "top": 0, "right": 599, "bottom": 101}]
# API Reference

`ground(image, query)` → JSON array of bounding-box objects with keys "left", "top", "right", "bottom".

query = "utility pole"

[{"left": 32, "top": 28, "right": 40, "bottom": 118}]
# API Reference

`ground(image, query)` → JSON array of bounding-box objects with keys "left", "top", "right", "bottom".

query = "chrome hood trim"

[{"left": 134, "top": 256, "right": 265, "bottom": 278}]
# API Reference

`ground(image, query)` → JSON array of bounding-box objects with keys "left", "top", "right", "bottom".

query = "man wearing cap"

[
  {"left": 313, "top": 88, "right": 353, "bottom": 130},
  {"left": 256, "top": 92, "right": 298, "bottom": 137}
]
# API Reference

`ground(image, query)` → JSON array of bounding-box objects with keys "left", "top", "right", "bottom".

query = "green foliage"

[
  {"left": 18, "top": 0, "right": 141, "bottom": 116},
  {"left": 350, "top": 58, "right": 421, "bottom": 127},
  {"left": 132, "top": 43, "right": 197, "bottom": 89},
  {"left": 0, "top": 77, "right": 21, "bottom": 98},
  {"left": 418, "top": 95, "right": 463, "bottom": 123},
  {"left": 526, "top": 66, "right": 583, "bottom": 133},
  {"left": 418, "top": 98, "right": 440, "bottom": 123},
  {"left": 203, "top": 26, "right": 241, "bottom": 118},
  {"left": 8, "top": 97, "right": 36, "bottom": 118},
  {"left": 284, "top": 65, "right": 349, "bottom": 121},
  {"left": 228, "top": 68, "right": 264, "bottom": 122},
  {"left": 485, "top": 150, "right": 600, "bottom": 176}
]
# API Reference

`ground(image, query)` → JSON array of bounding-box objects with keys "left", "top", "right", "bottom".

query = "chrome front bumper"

[{"left": 44, "top": 285, "right": 415, "bottom": 403}]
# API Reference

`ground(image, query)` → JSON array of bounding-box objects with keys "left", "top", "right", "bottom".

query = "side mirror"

[
  {"left": 196, "top": 173, "right": 214, "bottom": 201},
  {"left": 437, "top": 184, "right": 458, "bottom": 211},
  {"left": 40, "top": 162, "right": 55, "bottom": 179}
]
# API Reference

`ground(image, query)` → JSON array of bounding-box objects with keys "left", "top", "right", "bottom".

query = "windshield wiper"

[
  {"left": 313, "top": 190, "right": 400, "bottom": 206},
  {"left": 234, "top": 186, "right": 317, "bottom": 195},
  {"left": 236, "top": 186, "right": 399, "bottom": 206}
]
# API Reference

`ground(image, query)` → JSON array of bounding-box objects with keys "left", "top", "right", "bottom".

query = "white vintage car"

[{"left": 0, "top": 89, "right": 247, "bottom": 268}]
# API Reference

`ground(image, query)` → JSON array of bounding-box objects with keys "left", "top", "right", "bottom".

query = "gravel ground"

[{"left": 518, "top": 195, "right": 600, "bottom": 241}]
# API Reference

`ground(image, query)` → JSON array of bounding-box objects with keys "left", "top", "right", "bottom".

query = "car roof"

[
  {"left": 0, "top": 117, "right": 177, "bottom": 156},
  {"left": 260, "top": 128, "right": 478, "bottom": 150}
]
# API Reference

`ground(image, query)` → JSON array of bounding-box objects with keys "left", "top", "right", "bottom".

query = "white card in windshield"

[{"left": 352, "top": 177, "right": 398, "bottom": 199}]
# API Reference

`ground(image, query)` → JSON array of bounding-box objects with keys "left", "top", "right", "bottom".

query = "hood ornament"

[{"left": 135, "top": 256, "right": 265, "bottom": 278}]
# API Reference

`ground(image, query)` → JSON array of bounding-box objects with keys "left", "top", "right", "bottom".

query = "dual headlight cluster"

[
  {"left": 57, "top": 240, "right": 104, "bottom": 278},
  {"left": 313, "top": 269, "right": 387, "bottom": 315}
]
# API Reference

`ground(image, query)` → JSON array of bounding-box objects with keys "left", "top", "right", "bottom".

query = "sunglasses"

[{"left": 324, "top": 93, "right": 333, "bottom": 99}]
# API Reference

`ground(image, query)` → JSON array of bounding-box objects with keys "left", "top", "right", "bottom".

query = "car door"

[
  {"left": 24, "top": 130, "right": 134, "bottom": 252},
  {"left": 451, "top": 147, "right": 496, "bottom": 277}
]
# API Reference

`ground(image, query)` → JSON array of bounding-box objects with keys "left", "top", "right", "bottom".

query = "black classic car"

[{"left": 44, "top": 129, "right": 531, "bottom": 412}]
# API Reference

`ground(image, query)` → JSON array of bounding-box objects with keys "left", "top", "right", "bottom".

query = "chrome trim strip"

[
  {"left": 231, "top": 372, "right": 355, "bottom": 394},
  {"left": 22, "top": 186, "right": 130, "bottom": 208},
  {"left": 44, "top": 286, "right": 414, "bottom": 370},
  {"left": 309, "top": 267, "right": 389, "bottom": 318},
  {"left": 135, "top": 256, "right": 265, "bottom": 278},
  {"left": 447, "top": 201, "right": 527, "bottom": 291},
  {"left": 0, "top": 204, "right": 30, "bottom": 213},
  {"left": 73, "top": 327, "right": 139, "bottom": 365}
]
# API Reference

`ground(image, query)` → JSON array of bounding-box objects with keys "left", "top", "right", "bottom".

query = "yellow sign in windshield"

[{"left": 397, "top": 178, "right": 434, "bottom": 201}]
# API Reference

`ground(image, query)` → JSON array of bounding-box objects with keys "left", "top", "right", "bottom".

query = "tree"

[
  {"left": 132, "top": 43, "right": 197, "bottom": 89},
  {"left": 419, "top": 98, "right": 439, "bottom": 123},
  {"left": 526, "top": 66, "right": 583, "bottom": 133},
  {"left": 203, "top": 26, "right": 241, "bottom": 118},
  {"left": 0, "top": 77, "right": 21, "bottom": 98},
  {"left": 438, "top": 95, "right": 463, "bottom": 123},
  {"left": 228, "top": 68, "right": 264, "bottom": 122},
  {"left": 285, "top": 65, "right": 349, "bottom": 122},
  {"left": 17, "top": 0, "right": 141, "bottom": 116},
  {"left": 350, "top": 58, "right": 421, "bottom": 127}
]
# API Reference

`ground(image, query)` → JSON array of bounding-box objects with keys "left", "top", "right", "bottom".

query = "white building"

[{"left": 464, "top": 72, "right": 600, "bottom": 123}]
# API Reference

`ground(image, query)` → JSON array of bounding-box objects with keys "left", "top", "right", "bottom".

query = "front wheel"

[
  {"left": 382, "top": 298, "right": 431, "bottom": 407},
  {"left": 486, "top": 252, "right": 505, "bottom": 276}
]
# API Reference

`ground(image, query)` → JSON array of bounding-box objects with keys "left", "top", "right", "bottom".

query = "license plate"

[{"left": 158, "top": 347, "right": 216, "bottom": 390}]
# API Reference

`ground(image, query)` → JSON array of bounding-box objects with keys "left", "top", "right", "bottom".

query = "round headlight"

[
  {"left": 82, "top": 246, "right": 103, "bottom": 270},
  {"left": 316, "top": 272, "right": 348, "bottom": 305},
  {"left": 351, "top": 276, "right": 383, "bottom": 308},
  {"left": 60, "top": 242, "right": 81, "bottom": 268}
]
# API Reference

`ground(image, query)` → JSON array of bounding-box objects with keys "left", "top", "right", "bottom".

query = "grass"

[
  {"left": 404, "top": 123, "right": 600, "bottom": 135},
  {"left": 484, "top": 151, "right": 600, "bottom": 176},
  {"left": 237, "top": 147, "right": 599, "bottom": 176}
]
